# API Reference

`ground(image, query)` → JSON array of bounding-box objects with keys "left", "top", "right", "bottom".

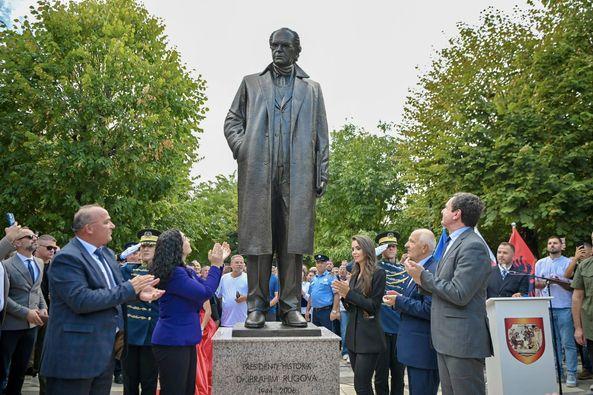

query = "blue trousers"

[
  {"left": 551, "top": 307, "right": 577, "bottom": 376},
  {"left": 340, "top": 311, "right": 349, "bottom": 356},
  {"left": 407, "top": 366, "right": 439, "bottom": 395},
  {"left": 312, "top": 307, "right": 332, "bottom": 332}
]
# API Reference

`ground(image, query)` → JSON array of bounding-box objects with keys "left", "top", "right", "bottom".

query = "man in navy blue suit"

[
  {"left": 41, "top": 204, "right": 164, "bottom": 395},
  {"left": 384, "top": 229, "right": 439, "bottom": 395}
]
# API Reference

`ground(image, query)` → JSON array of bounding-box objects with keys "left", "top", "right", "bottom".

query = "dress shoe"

[
  {"left": 113, "top": 373, "right": 123, "bottom": 384},
  {"left": 579, "top": 369, "right": 593, "bottom": 380},
  {"left": 245, "top": 310, "right": 265, "bottom": 328},
  {"left": 281, "top": 310, "right": 307, "bottom": 328}
]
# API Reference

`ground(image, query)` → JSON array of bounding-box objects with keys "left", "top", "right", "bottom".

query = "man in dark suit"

[
  {"left": 0, "top": 227, "right": 47, "bottom": 395},
  {"left": 405, "top": 193, "right": 492, "bottom": 395},
  {"left": 41, "top": 204, "right": 164, "bottom": 395},
  {"left": 385, "top": 229, "right": 439, "bottom": 395},
  {"left": 486, "top": 242, "right": 529, "bottom": 299}
]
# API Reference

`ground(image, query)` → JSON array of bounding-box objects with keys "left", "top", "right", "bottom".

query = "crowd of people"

[{"left": 0, "top": 193, "right": 592, "bottom": 394}]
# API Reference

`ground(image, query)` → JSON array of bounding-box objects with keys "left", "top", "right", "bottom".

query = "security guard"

[
  {"left": 305, "top": 254, "right": 340, "bottom": 331},
  {"left": 374, "top": 231, "right": 408, "bottom": 395},
  {"left": 120, "top": 229, "right": 161, "bottom": 395}
]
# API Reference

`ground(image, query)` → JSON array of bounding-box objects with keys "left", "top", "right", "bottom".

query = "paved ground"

[{"left": 20, "top": 358, "right": 593, "bottom": 394}]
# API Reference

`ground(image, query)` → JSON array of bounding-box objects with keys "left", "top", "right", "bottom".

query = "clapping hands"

[
  {"left": 403, "top": 258, "right": 423, "bottom": 285},
  {"left": 208, "top": 242, "right": 231, "bottom": 267},
  {"left": 130, "top": 275, "right": 165, "bottom": 302},
  {"left": 332, "top": 279, "right": 350, "bottom": 298}
]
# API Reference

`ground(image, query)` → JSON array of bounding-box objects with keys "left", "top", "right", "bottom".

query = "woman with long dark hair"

[
  {"left": 150, "top": 229, "right": 230, "bottom": 395},
  {"left": 333, "top": 235, "right": 386, "bottom": 395}
]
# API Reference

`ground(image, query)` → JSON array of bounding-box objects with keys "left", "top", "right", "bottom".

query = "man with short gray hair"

[
  {"left": 404, "top": 193, "right": 492, "bottom": 395},
  {"left": 385, "top": 229, "right": 439, "bottom": 395}
]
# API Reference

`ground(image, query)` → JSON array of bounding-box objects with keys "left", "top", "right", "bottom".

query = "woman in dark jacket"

[
  {"left": 333, "top": 235, "right": 386, "bottom": 395},
  {"left": 150, "top": 229, "right": 230, "bottom": 395}
]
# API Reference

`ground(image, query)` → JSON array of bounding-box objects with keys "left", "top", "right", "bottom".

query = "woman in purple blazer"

[{"left": 150, "top": 229, "right": 229, "bottom": 395}]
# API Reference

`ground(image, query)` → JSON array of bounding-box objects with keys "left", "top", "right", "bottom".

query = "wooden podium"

[{"left": 485, "top": 297, "right": 557, "bottom": 395}]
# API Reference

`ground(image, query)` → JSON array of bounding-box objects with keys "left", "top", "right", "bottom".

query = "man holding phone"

[
  {"left": 0, "top": 227, "right": 47, "bottom": 395},
  {"left": 215, "top": 255, "right": 248, "bottom": 327},
  {"left": 1, "top": 221, "right": 22, "bottom": 336},
  {"left": 565, "top": 240, "right": 593, "bottom": 280}
]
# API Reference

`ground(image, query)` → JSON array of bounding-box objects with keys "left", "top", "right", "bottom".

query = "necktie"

[
  {"left": 26, "top": 259, "right": 36, "bottom": 282},
  {"left": 444, "top": 236, "right": 452, "bottom": 248},
  {"left": 501, "top": 268, "right": 508, "bottom": 280},
  {"left": 94, "top": 248, "right": 116, "bottom": 288},
  {"left": 94, "top": 248, "right": 124, "bottom": 330}
]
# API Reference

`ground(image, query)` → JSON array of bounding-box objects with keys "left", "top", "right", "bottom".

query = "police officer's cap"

[
  {"left": 123, "top": 241, "right": 136, "bottom": 250},
  {"left": 314, "top": 254, "right": 329, "bottom": 262},
  {"left": 375, "top": 231, "right": 399, "bottom": 246},
  {"left": 137, "top": 228, "right": 161, "bottom": 244}
]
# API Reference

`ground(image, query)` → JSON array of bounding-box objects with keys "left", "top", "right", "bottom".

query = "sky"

[{"left": 7, "top": 0, "right": 528, "bottom": 182}]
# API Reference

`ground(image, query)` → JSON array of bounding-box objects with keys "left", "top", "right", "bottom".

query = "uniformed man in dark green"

[{"left": 120, "top": 229, "right": 161, "bottom": 395}]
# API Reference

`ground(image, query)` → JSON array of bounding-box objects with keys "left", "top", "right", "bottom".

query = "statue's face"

[{"left": 270, "top": 30, "right": 299, "bottom": 68}]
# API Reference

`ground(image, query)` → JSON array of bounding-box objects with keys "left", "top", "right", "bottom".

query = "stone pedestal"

[{"left": 213, "top": 323, "right": 340, "bottom": 394}]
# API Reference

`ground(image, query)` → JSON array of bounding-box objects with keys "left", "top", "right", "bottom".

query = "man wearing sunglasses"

[{"left": 0, "top": 227, "right": 47, "bottom": 395}]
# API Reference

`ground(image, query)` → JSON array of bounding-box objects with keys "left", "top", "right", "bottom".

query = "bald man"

[
  {"left": 41, "top": 204, "right": 163, "bottom": 395},
  {"left": 384, "top": 229, "right": 439, "bottom": 395}
]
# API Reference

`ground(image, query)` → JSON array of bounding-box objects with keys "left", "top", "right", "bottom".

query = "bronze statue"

[{"left": 224, "top": 27, "right": 329, "bottom": 328}]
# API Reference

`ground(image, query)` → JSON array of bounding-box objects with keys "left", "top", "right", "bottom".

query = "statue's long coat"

[{"left": 224, "top": 64, "right": 329, "bottom": 255}]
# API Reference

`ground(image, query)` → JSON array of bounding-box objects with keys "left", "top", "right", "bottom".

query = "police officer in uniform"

[
  {"left": 120, "top": 229, "right": 161, "bottom": 395},
  {"left": 374, "top": 231, "right": 408, "bottom": 395},
  {"left": 305, "top": 254, "right": 339, "bottom": 331}
]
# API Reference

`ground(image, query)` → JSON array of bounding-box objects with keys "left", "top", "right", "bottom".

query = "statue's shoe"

[
  {"left": 281, "top": 310, "right": 307, "bottom": 328},
  {"left": 245, "top": 310, "right": 265, "bottom": 328}
]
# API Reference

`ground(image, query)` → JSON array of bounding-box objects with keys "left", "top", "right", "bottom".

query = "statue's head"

[{"left": 269, "top": 28, "right": 301, "bottom": 68}]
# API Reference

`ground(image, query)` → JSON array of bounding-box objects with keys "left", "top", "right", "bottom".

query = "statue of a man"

[{"left": 224, "top": 27, "right": 329, "bottom": 328}]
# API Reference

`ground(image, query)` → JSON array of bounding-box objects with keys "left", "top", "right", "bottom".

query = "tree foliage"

[
  {"left": 397, "top": 0, "right": 593, "bottom": 252},
  {"left": 314, "top": 123, "right": 406, "bottom": 261},
  {"left": 155, "top": 174, "right": 238, "bottom": 263},
  {"left": 0, "top": 0, "right": 207, "bottom": 247}
]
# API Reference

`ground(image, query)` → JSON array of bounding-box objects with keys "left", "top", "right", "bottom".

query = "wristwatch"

[{"left": 331, "top": 310, "right": 338, "bottom": 314}]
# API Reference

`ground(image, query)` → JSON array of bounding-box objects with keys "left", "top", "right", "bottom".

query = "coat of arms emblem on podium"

[{"left": 504, "top": 317, "right": 545, "bottom": 365}]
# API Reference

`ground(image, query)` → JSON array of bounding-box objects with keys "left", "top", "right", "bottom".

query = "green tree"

[
  {"left": 155, "top": 174, "right": 238, "bottom": 263},
  {"left": 397, "top": 1, "right": 593, "bottom": 252},
  {"left": 0, "top": 0, "right": 207, "bottom": 247},
  {"left": 314, "top": 123, "right": 407, "bottom": 261}
]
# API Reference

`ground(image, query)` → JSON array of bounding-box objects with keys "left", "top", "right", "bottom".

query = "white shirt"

[
  {"left": 216, "top": 272, "right": 248, "bottom": 327},
  {"left": 76, "top": 237, "right": 115, "bottom": 288}
]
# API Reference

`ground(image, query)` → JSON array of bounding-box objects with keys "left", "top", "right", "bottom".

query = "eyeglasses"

[
  {"left": 17, "top": 234, "right": 38, "bottom": 240},
  {"left": 43, "top": 245, "right": 58, "bottom": 252},
  {"left": 140, "top": 243, "right": 155, "bottom": 248}
]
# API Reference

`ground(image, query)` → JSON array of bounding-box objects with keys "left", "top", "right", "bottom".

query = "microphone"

[{"left": 508, "top": 270, "right": 532, "bottom": 277}]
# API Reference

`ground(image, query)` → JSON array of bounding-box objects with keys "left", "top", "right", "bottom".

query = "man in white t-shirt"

[{"left": 216, "top": 255, "right": 248, "bottom": 327}]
